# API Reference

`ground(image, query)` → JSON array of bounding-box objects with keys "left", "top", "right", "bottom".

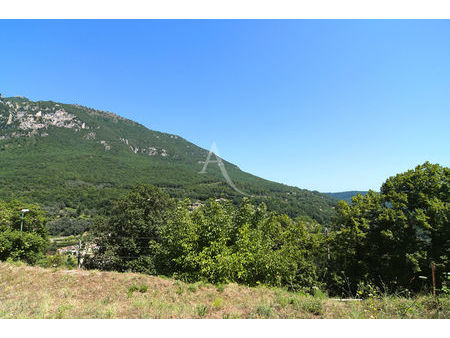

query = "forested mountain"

[
  {"left": 0, "top": 96, "right": 335, "bottom": 224},
  {"left": 325, "top": 191, "right": 368, "bottom": 203}
]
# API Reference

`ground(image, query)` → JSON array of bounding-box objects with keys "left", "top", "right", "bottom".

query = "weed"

[
  {"left": 299, "top": 296, "right": 323, "bottom": 316},
  {"left": 187, "top": 285, "right": 197, "bottom": 293},
  {"left": 127, "top": 284, "right": 139, "bottom": 297},
  {"left": 139, "top": 284, "right": 148, "bottom": 293},
  {"left": 256, "top": 304, "right": 272, "bottom": 318},
  {"left": 54, "top": 304, "right": 73, "bottom": 319},
  {"left": 196, "top": 304, "right": 208, "bottom": 317},
  {"left": 313, "top": 288, "right": 328, "bottom": 300},
  {"left": 275, "top": 290, "right": 290, "bottom": 308},
  {"left": 216, "top": 284, "right": 225, "bottom": 293},
  {"left": 212, "top": 297, "right": 224, "bottom": 310},
  {"left": 104, "top": 308, "right": 115, "bottom": 318},
  {"left": 288, "top": 296, "right": 300, "bottom": 308}
]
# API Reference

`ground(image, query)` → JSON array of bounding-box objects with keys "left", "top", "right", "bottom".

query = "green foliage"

[
  {"left": 37, "top": 254, "right": 76, "bottom": 269},
  {"left": 313, "top": 288, "right": 328, "bottom": 300},
  {"left": 212, "top": 297, "right": 224, "bottom": 309},
  {"left": 328, "top": 162, "right": 449, "bottom": 296},
  {"left": 127, "top": 284, "right": 139, "bottom": 297},
  {"left": 47, "top": 217, "right": 91, "bottom": 236},
  {"left": 326, "top": 191, "right": 368, "bottom": 203},
  {"left": 187, "top": 285, "right": 197, "bottom": 293},
  {"left": 0, "top": 96, "right": 336, "bottom": 232},
  {"left": 298, "top": 296, "right": 323, "bottom": 315},
  {"left": 0, "top": 200, "right": 49, "bottom": 264},
  {"left": 255, "top": 304, "right": 273, "bottom": 318},
  {"left": 138, "top": 284, "right": 148, "bottom": 293},
  {"left": 88, "top": 186, "right": 325, "bottom": 291},
  {"left": 158, "top": 197, "right": 326, "bottom": 291},
  {"left": 196, "top": 304, "right": 208, "bottom": 317},
  {"left": 85, "top": 184, "right": 176, "bottom": 274}
]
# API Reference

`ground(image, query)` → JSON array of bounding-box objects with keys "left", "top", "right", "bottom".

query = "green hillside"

[{"left": 0, "top": 96, "right": 335, "bottom": 226}]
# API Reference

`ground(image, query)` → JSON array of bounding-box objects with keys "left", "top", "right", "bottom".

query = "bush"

[
  {"left": 37, "top": 254, "right": 76, "bottom": 269},
  {"left": 47, "top": 217, "right": 91, "bottom": 236},
  {"left": 299, "top": 296, "right": 323, "bottom": 315},
  {"left": 0, "top": 230, "right": 48, "bottom": 264},
  {"left": 0, "top": 200, "right": 49, "bottom": 264}
]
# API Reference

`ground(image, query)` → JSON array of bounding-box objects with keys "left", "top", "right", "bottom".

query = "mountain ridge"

[
  {"left": 0, "top": 95, "right": 336, "bottom": 225},
  {"left": 325, "top": 191, "right": 369, "bottom": 203}
]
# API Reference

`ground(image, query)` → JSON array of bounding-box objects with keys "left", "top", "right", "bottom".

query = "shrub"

[
  {"left": 299, "top": 296, "right": 323, "bottom": 315},
  {"left": 0, "top": 230, "right": 48, "bottom": 265},
  {"left": 313, "top": 288, "right": 328, "bottom": 300},
  {"left": 37, "top": 254, "right": 73, "bottom": 268}
]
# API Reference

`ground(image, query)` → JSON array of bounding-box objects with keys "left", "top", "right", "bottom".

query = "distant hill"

[
  {"left": 325, "top": 191, "right": 369, "bottom": 203},
  {"left": 0, "top": 96, "right": 336, "bottom": 224}
]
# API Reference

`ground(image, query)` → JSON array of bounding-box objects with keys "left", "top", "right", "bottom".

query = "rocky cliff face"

[
  {"left": 0, "top": 98, "right": 87, "bottom": 139},
  {"left": 0, "top": 95, "right": 336, "bottom": 224},
  {"left": 0, "top": 97, "right": 171, "bottom": 157}
]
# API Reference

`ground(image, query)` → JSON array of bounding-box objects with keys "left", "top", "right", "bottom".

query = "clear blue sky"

[{"left": 1, "top": 20, "right": 449, "bottom": 192}]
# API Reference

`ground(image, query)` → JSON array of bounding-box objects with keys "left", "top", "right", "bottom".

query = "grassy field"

[{"left": 0, "top": 262, "right": 448, "bottom": 319}]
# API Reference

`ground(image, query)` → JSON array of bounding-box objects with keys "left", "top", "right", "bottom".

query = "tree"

[
  {"left": 0, "top": 200, "right": 49, "bottom": 264},
  {"left": 328, "top": 162, "right": 449, "bottom": 296},
  {"left": 380, "top": 162, "right": 449, "bottom": 290},
  {"left": 158, "top": 197, "right": 325, "bottom": 291},
  {"left": 86, "top": 184, "right": 176, "bottom": 273}
]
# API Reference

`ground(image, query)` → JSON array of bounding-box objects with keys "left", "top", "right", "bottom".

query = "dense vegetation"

[
  {"left": 326, "top": 191, "right": 368, "bottom": 203},
  {"left": 0, "top": 96, "right": 336, "bottom": 230},
  {"left": 83, "top": 162, "right": 449, "bottom": 297},
  {"left": 1, "top": 126, "right": 448, "bottom": 301},
  {"left": 86, "top": 186, "right": 325, "bottom": 292},
  {"left": 328, "top": 162, "right": 449, "bottom": 296},
  {"left": 0, "top": 96, "right": 448, "bottom": 299},
  {"left": 0, "top": 200, "right": 48, "bottom": 264}
]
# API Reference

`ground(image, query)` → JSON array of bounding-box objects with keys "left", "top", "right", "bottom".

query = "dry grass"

[{"left": 0, "top": 262, "right": 448, "bottom": 319}]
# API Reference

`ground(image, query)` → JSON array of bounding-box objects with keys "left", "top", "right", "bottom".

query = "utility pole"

[
  {"left": 20, "top": 209, "right": 30, "bottom": 232},
  {"left": 431, "top": 262, "right": 436, "bottom": 300},
  {"left": 78, "top": 237, "right": 82, "bottom": 268}
]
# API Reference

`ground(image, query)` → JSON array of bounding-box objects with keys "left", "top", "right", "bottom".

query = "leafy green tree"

[
  {"left": 157, "top": 197, "right": 324, "bottom": 290},
  {"left": 328, "top": 162, "right": 449, "bottom": 296},
  {"left": 380, "top": 162, "right": 449, "bottom": 289},
  {"left": 86, "top": 184, "right": 176, "bottom": 273},
  {"left": 0, "top": 200, "right": 49, "bottom": 264}
]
